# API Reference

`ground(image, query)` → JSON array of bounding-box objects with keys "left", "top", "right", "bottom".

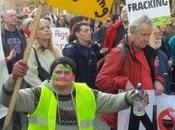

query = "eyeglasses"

[{"left": 80, "top": 28, "right": 92, "bottom": 33}]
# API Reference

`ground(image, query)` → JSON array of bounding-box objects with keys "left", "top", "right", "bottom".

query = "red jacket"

[
  {"left": 95, "top": 45, "right": 164, "bottom": 129},
  {"left": 103, "top": 20, "right": 123, "bottom": 53}
]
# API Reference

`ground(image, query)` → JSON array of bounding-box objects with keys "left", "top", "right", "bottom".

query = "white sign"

[
  {"left": 126, "top": 0, "right": 171, "bottom": 23},
  {"left": 156, "top": 94, "right": 175, "bottom": 130},
  {"left": 118, "top": 91, "right": 175, "bottom": 130},
  {"left": 51, "top": 27, "right": 70, "bottom": 51},
  {"left": 0, "top": 17, "right": 8, "bottom": 119}
]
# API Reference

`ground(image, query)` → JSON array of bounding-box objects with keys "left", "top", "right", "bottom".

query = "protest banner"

[
  {"left": 118, "top": 90, "right": 175, "bottom": 130},
  {"left": 45, "top": 0, "right": 113, "bottom": 21},
  {"left": 125, "top": 0, "right": 171, "bottom": 25},
  {"left": 156, "top": 94, "right": 175, "bottom": 130},
  {"left": 51, "top": 27, "right": 70, "bottom": 51}
]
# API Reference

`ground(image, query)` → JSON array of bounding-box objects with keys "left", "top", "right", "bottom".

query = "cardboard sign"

[
  {"left": 126, "top": 0, "right": 171, "bottom": 25},
  {"left": 118, "top": 90, "right": 175, "bottom": 130},
  {"left": 51, "top": 27, "right": 70, "bottom": 51}
]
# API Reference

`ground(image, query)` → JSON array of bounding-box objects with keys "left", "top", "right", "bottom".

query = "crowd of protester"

[{"left": 0, "top": 5, "right": 175, "bottom": 130}]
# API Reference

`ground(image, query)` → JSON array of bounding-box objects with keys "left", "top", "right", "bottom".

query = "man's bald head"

[
  {"left": 4, "top": 10, "right": 16, "bottom": 18},
  {"left": 3, "top": 10, "right": 17, "bottom": 30}
]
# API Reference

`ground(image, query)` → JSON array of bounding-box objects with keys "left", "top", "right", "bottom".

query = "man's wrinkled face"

[
  {"left": 149, "top": 27, "right": 163, "bottom": 49},
  {"left": 51, "top": 64, "right": 75, "bottom": 89},
  {"left": 133, "top": 23, "right": 153, "bottom": 50},
  {"left": 76, "top": 25, "right": 92, "bottom": 45},
  {"left": 4, "top": 10, "right": 17, "bottom": 27}
]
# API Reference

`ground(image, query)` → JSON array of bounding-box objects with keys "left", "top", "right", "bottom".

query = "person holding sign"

[
  {"left": 96, "top": 15, "right": 165, "bottom": 130},
  {"left": 1, "top": 9, "right": 27, "bottom": 130},
  {"left": 1, "top": 56, "right": 149, "bottom": 130}
]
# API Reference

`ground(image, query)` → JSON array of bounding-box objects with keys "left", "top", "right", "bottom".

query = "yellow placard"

[{"left": 45, "top": 0, "right": 113, "bottom": 21}]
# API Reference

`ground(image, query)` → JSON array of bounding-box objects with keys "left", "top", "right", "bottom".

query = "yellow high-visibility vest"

[{"left": 28, "top": 82, "right": 96, "bottom": 130}]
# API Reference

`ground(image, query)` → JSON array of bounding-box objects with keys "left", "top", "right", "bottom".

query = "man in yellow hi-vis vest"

[{"left": 1, "top": 57, "right": 148, "bottom": 130}]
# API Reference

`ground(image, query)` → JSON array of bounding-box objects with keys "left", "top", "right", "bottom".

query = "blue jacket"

[
  {"left": 62, "top": 41, "right": 97, "bottom": 88},
  {"left": 93, "top": 28, "right": 106, "bottom": 45},
  {"left": 157, "top": 49, "right": 170, "bottom": 94}
]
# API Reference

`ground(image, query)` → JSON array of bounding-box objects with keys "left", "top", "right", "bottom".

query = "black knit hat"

[{"left": 50, "top": 57, "right": 77, "bottom": 76}]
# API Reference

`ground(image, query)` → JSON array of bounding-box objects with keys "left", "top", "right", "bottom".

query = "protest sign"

[
  {"left": 156, "top": 94, "right": 175, "bottom": 130},
  {"left": 126, "top": 0, "right": 171, "bottom": 25},
  {"left": 118, "top": 90, "right": 175, "bottom": 130},
  {"left": 51, "top": 27, "right": 70, "bottom": 51}
]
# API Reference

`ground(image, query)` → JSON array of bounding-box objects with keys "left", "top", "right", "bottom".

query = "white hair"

[{"left": 128, "top": 15, "right": 152, "bottom": 34}]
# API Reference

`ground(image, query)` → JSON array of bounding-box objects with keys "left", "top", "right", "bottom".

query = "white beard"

[{"left": 154, "top": 40, "right": 162, "bottom": 49}]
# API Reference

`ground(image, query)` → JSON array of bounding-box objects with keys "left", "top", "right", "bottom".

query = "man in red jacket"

[
  {"left": 96, "top": 15, "right": 164, "bottom": 130},
  {"left": 103, "top": 6, "right": 128, "bottom": 53}
]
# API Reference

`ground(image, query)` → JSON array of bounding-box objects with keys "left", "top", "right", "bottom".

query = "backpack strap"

[
  {"left": 97, "top": 42, "right": 128, "bottom": 73},
  {"left": 116, "top": 35, "right": 129, "bottom": 65},
  {"left": 117, "top": 44, "right": 127, "bottom": 60},
  {"left": 32, "top": 47, "right": 50, "bottom": 81},
  {"left": 33, "top": 47, "right": 42, "bottom": 69}
]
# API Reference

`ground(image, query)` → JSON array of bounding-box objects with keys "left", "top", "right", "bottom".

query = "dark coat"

[
  {"left": 93, "top": 27, "right": 106, "bottom": 45},
  {"left": 1, "top": 25, "right": 26, "bottom": 74},
  {"left": 62, "top": 41, "right": 97, "bottom": 88},
  {"left": 158, "top": 49, "right": 170, "bottom": 94}
]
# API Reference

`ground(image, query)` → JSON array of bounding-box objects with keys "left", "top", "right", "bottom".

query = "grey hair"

[{"left": 128, "top": 15, "right": 152, "bottom": 34}]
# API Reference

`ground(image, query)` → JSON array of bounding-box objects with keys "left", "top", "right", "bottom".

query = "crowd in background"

[{"left": 0, "top": 5, "right": 175, "bottom": 130}]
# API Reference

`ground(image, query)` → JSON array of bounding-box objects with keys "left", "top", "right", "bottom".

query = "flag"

[{"left": 45, "top": 0, "right": 113, "bottom": 21}]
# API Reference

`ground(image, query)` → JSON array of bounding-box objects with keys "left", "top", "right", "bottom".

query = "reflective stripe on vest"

[
  {"left": 80, "top": 120, "right": 93, "bottom": 129},
  {"left": 74, "top": 82, "right": 96, "bottom": 130},
  {"left": 28, "top": 116, "right": 48, "bottom": 126},
  {"left": 28, "top": 82, "right": 96, "bottom": 130},
  {"left": 28, "top": 86, "right": 57, "bottom": 130}
]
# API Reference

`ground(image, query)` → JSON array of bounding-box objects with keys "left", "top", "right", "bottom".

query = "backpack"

[{"left": 97, "top": 35, "right": 129, "bottom": 72}]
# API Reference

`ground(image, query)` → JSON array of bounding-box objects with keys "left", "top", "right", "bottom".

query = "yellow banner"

[{"left": 45, "top": 0, "right": 113, "bottom": 21}]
